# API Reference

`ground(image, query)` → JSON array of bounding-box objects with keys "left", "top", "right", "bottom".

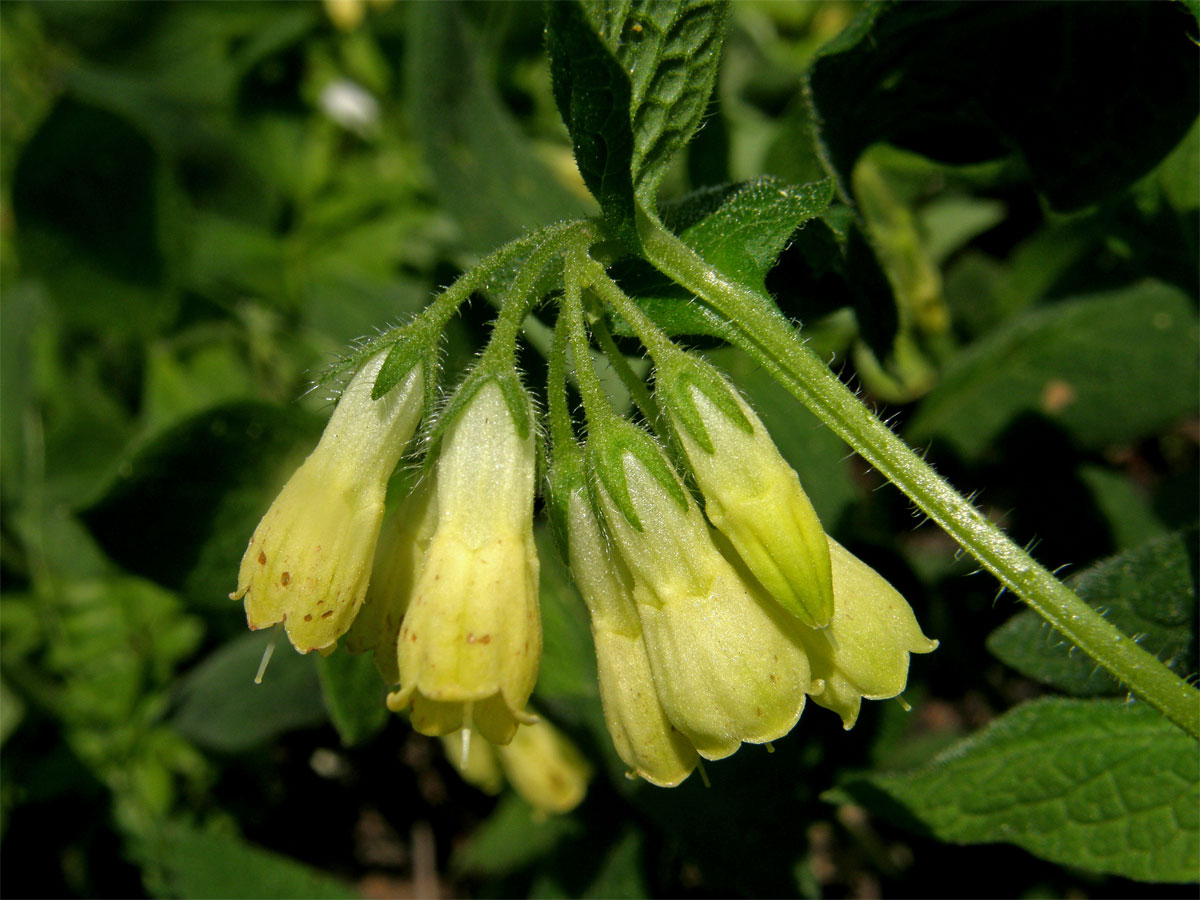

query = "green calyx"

[
  {"left": 656, "top": 352, "right": 752, "bottom": 456},
  {"left": 586, "top": 417, "right": 689, "bottom": 533}
]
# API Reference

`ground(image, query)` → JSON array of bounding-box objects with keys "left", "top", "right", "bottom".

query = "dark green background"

[{"left": 1, "top": 1, "right": 1196, "bottom": 897}]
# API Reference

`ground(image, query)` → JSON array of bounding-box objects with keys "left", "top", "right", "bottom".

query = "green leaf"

[
  {"left": 546, "top": 1, "right": 639, "bottom": 246},
  {"left": 141, "top": 338, "right": 259, "bottom": 436},
  {"left": 805, "top": 2, "right": 1200, "bottom": 212},
  {"left": 414, "top": 1, "right": 588, "bottom": 255},
  {"left": 1078, "top": 464, "right": 1168, "bottom": 552},
  {"left": 526, "top": 827, "right": 648, "bottom": 899},
  {"left": 316, "top": 650, "right": 388, "bottom": 747},
  {"left": 605, "top": 1, "right": 728, "bottom": 205},
  {"left": 1157, "top": 118, "right": 1199, "bottom": 218},
  {"left": 82, "top": 403, "right": 322, "bottom": 614},
  {"left": 12, "top": 96, "right": 179, "bottom": 335},
  {"left": 547, "top": 1, "right": 727, "bottom": 232},
  {"left": 670, "top": 177, "right": 833, "bottom": 294},
  {"left": 152, "top": 825, "right": 359, "bottom": 899},
  {"left": 830, "top": 698, "right": 1200, "bottom": 883},
  {"left": 451, "top": 793, "right": 581, "bottom": 879},
  {"left": 987, "top": 530, "right": 1198, "bottom": 696},
  {"left": 906, "top": 281, "right": 1200, "bottom": 460},
  {"left": 580, "top": 829, "right": 647, "bottom": 899},
  {"left": 0, "top": 280, "right": 48, "bottom": 502},
  {"left": 611, "top": 178, "right": 834, "bottom": 339},
  {"left": 171, "top": 631, "right": 328, "bottom": 753}
]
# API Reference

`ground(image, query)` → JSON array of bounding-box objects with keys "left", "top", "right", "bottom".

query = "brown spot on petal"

[
  {"left": 466, "top": 633, "right": 492, "bottom": 644},
  {"left": 756, "top": 708, "right": 763, "bottom": 717},
  {"left": 769, "top": 674, "right": 778, "bottom": 685},
  {"left": 304, "top": 614, "right": 313, "bottom": 622},
  {"left": 257, "top": 551, "right": 267, "bottom": 565},
  {"left": 321, "top": 610, "right": 334, "bottom": 619},
  {"left": 281, "top": 572, "right": 291, "bottom": 586}
]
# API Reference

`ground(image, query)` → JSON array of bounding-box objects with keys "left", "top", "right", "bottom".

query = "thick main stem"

[{"left": 636, "top": 214, "right": 1200, "bottom": 739}]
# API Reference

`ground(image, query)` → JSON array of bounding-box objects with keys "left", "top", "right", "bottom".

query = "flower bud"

[
  {"left": 233, "top": 354, "right": 423, "bottom": 654},
  {"left": 388, "top": 379, "right": 541, "bottom": 745},
  {"left": 589, "top": 422, "right": 811, "bottom": 761},
  {"left": 801, "top": 538, "right": 938, "bottom": 728},
  {"left": 496, "top": 718, "right": 592, "bottom": 815},
  {"left": 658, "top": 354, "right": 833, "bottom": 628},
  {"left": 345, "top": 476, "right": 438, "bottom": 685},
  {"left": 564, "top": 483, "right": 697, "bottom": 786}
]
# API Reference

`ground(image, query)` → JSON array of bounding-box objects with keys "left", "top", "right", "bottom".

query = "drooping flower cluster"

[
  {"left": 233, "top": 232, "right": 936, "bottom": 798},
  {"left": 547, "top": 298, "right": 935, "bottom": 785}
]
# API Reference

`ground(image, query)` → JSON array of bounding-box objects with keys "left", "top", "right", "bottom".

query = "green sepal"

[
  {"left": 428, "top": 370, "right": 534, "bottom": 464},
  {"left": 655, "top": 351, "right": 752, "bottom": 455},
  {"left": 312, "top": 327, "right": 406, "bottom": 395},
  {"left": 372, "top": 335, "right": 425, "bottom": 401},
  {"left": 495, "top": 372, "right": 535, "bottom": 443},
  {"left": 372, "top": 311, "right": 449, "bottom": 401},
  {"left": 586, "top": 417, "right": 689, "bottom": 533},
  {"left": 370, "top": 338, "right": 440, "bottom": 460}
]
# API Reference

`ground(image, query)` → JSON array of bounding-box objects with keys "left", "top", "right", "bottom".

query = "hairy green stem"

[
  {"left": 547, "top": 315, "right": 573, "bottom": 449},
  {"left": 479, "top": 224, "right": 585, "bottom": 368},
  {"left": 635, "top": 213, "right": 1200, "bottom": 739},
  {"left": 562, "top": 252, "right": 621, "bottom": 427},
  {"left": 584, "top": 302, "right": 660, "bottom": 426}
]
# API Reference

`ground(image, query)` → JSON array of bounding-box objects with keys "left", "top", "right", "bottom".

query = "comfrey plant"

[{"left": 233, "top": 1, "right": 1197, "bottom": 805}]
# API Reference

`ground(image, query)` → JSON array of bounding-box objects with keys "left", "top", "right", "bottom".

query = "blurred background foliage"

[{"left": 0, "top": 1, "right": 1197, "bottom": 897}]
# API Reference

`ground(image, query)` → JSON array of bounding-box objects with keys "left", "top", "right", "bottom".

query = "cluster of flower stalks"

[{"left": 232, "top": 235, "right": 936, "bottom": 797}]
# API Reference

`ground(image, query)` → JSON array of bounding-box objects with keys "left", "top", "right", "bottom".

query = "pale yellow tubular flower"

[
  {"left": 323, "top": 0, "right": 365, "bottom": 31},
  {"left": 800, "top": 538, "right": 938, "bottom": 729},
  {"left": 345, "top": 475, "right": 438, "bottom": 685},
  {"left": 233, "top": 356, "right": 423, "bottom": 654},
  {"left": 670, "top": 375, "right": 833, "bottom": 629},
  {"left": 439, "top": 730, "right": 504, "bottom": 796},
  {"left": 595, "top": 448, "right": 811, "bottom": 761},
  {"left": 389, "top": 381, "right": 541, "bottom": 745},
  {"left": 566, "top": 490, "right": 698, "bottom": 787},
  {"left": 496, "top": 718, "right": 592, "bottom": 816}
]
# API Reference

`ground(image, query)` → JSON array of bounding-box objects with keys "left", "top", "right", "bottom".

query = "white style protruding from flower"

[
  {"left": 388, "top": 381, "right": 541, "bottom": 745},
  {"left": 800, "top": 538, "right": 938, "bottom": 729},
  {"left": 441, "top": 717, "right": 591, "bottom": 815},
  {"left": 670, "top": 375, "right": 833, "bottom": 629},
  {"left": 439, "top": 730, "right": 504, "bottom": 796},
  {"left": 233, "top": 354, "right": 423, "bottom": 654},
  {"left": 566, "top": 489, "right": 698, "bottom": 786},
  {"left": 593, "top": 441, "right": 812, "bottom": 761}
]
